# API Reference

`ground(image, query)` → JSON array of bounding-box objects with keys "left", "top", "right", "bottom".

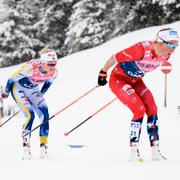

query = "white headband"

[
  {"left": 40, "top": 51, "right": 57, "bottom": 62},
  {"left": 158, "top": 29, "right": 179, "bottom": 41}
]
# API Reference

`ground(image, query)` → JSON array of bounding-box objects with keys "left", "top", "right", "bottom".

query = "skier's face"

[
  {"left": 155, "top": 40, "right": 178, "bottom": 56},
  {"left": 41, "top": 61, "right": 57, "bottom": 73}
]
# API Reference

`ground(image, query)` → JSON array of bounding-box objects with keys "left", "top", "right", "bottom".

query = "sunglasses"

[{"left": 162, "top": 40, "right": 178, "bottom": 49}]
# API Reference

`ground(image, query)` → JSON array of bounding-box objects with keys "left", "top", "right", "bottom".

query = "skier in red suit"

[{"left": 98, "top": 28, "right": 179, "bottom": 162}]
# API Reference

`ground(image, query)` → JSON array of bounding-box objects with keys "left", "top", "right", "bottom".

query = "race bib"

[{"left": 130, "top": 121, "right": 141, "bottom": 141}]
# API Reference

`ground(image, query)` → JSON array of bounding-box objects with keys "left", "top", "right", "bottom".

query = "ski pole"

[
  {"left": 0, "top": 110, "right": 20, "bottom": 128},
  {"left": 64, "top": 97, "right": 117, "bottom": 136},
  {"left": 22, "top": 85, "right": 99, "bottom": 138}
]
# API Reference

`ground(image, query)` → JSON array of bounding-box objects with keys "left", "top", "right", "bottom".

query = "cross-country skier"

[
  {"left": 97, "top": 28, "right": 179, "bottom": 162},
  {"left": 2, "top": 49, "right": 58, "bottom": 159}
]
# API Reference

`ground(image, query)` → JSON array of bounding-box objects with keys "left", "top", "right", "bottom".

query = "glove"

[
  {"left": 98, "top": 69, "right": 107, "bottom": 86},
  {"left": 1, "top": 92, "right": 9, "bottom": 98}
]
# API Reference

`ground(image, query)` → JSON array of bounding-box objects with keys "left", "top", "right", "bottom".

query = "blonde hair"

[{"left": 40, "top": 48, "right": 55, "bottom": 55}]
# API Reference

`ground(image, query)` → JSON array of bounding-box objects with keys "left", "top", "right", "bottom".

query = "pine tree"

[
  {"left": 0, "top": 0, "right": 74, "bottom": 66},
  {"left": 0, "top": 0, "right": 44, "bottom": 66},
  {"left": 0, "top": 0, "right": 180, "bottom": 67},
  {"left": 34, "top": 0, "right": 74, "bottom": 57},
  {"left": 64, "top": 0, "right": 114, "bottom": 54},
  {"left": 164, "top": 1, "right": 180, "bottom": 23}
]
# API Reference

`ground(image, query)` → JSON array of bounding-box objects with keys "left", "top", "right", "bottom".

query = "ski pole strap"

[{"left": 64, "top": 97, "right": 117, "bottom": 136}]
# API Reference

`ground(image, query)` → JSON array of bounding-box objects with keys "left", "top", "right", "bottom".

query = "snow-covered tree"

[
  {"left": 132, "top": 1, "right": 165, "bottom": 30},
  {"left": 0, "top": 0, "right": 180, "bottom": 67},
  {"left": 0, "top": 0, "right": 44, "bottom": 66},
  {"left": 0, "top": 0, "right": 74, "bottom": 66},
  {"left": 163, "top": 0, "right": 180, "bottom": 23},
  {"left": 34, "top": 0, "right": 74, "bottom": 57},
  {"left": 64, "top": 0, "right": 115, "bottom": 54}
]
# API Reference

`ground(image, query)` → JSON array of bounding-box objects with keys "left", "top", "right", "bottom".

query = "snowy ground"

[{"left": 0, "top": 22, "right": 180, "bottom": 180}]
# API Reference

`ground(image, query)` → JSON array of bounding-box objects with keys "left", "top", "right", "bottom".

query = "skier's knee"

[
  {"left": 133, "top": 105, "right": 146, "bottom": 120},
  {"left": 40, "top": 106, "right": 49, "bottom": 121}
]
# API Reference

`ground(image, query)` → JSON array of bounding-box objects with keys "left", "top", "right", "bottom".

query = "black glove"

[
  {"left": 98, "top": 70, "right": 107, "bottom": 86},
  {"left": 1, "top": 92, "right": 9, "bottom": 98}
]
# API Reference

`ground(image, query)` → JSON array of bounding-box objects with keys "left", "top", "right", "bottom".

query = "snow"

[{"left": 0, "top": 22, "right": 180, "bottom": 180}]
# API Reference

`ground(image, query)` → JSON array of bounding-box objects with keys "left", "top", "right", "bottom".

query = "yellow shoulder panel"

[{"left": 10, "top": 64, "right": 33, "bottom": 78}]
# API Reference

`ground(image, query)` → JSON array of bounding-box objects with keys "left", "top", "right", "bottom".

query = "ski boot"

[
  {"left": 22, "top": 143, "right": 32, "bottom": 160},
  {"left": 129, "top": 143, "right": 144, "bottom": 162},
  {"left": 40, "top": 143, "right": 49, "bottom": 159},
  {"left": 151, "top": 144, "right": 166, "bottom": 161}
]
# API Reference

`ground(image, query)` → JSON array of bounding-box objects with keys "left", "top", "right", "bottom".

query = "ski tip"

[
  {"left": 67, "top": 145, "right": 86, "bottom": 148},
  {"left": 64, "top": 132, "right": 68, "bottom": 136}
]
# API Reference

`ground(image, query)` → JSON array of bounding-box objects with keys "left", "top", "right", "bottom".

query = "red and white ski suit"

[
  {"left": 110, "top": 41, "right": 168, "bottom": 120},
  {"left": 109, "top": 41, "right": 169, "bottom": 145}
]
